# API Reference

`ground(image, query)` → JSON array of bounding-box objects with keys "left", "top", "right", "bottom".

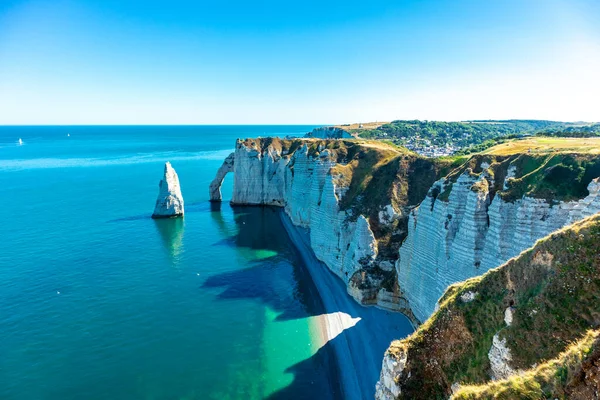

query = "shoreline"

[{"left": 279, "top": 210, "right": 414, "bottom": 400}]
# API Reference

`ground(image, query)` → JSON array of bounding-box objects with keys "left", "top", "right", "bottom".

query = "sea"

[{"left": 0, "top": 126, "right": 344, "bottom": 400}]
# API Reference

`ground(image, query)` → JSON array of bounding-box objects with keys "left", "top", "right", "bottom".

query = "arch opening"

[{"left": 209, "top": 152, "right": 235, "bottom": 202}]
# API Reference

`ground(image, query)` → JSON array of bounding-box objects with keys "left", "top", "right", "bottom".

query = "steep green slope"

[
  {"left": 453, "top": 329, "right": 600, "bottom": 400},
  {"left": 435, "top": 137, "right": 600, "bottom": 203},
  {"left": 381, "top": 213, "right": 600, "bottom": 399}
]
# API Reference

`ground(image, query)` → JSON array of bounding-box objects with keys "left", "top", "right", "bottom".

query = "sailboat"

[{"left": 18, "top": 138, "right": 23, "bottom": 145}]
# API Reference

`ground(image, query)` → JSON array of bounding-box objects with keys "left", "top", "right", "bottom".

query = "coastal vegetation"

[
  {"left": 334, "top": 120, "right": 599, "bottom": 155},
  {"left": 240, "top": 137, "right": 464, "bottom": 259},
  {"left": 434, "top": 138, "right": 600, "bottom": 204},
  {"left": 384, "top": 214, "right": 600, "bottom": 399},
  {"left": 452, "top": 329, "right": 600, "bottom": 399}
]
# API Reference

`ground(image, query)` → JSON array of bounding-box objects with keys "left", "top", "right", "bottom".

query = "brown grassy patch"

[{"left": 483, "top": 137, "right": 600, "bottom": 156}]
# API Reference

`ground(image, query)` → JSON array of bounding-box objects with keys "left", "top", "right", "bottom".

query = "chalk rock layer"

[
  {"left": 375, "top": 345, "right": 407, "bottom": 400},
  {"left": 397, "top": 172, "right": 600, "bottom": 323},
  {"left": 209, "top": 152, "right": 234, "bottom": 202},
  {"left": 213, "top": 139, "right": 384, "bottom": 306},
  {"left": 231, "top": 139, "right": 377, "bottom": 282},
  {"left": 152, "top": 162, "right": 184, "bottom": 218}
]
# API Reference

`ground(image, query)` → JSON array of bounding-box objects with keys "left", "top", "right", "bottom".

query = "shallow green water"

[{"left": 0, "top": 126, "right": 340, "bottom": 400}]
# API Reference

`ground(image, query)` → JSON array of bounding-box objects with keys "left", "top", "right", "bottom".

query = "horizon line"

[{"left": 1, "top": 119, "right": 598, "bottom": 127}]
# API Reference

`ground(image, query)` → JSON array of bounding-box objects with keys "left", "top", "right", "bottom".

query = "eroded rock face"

[
  {"left": 397, "top": 174, "right": 600, "bottom": 323},
  {"left": 152, "top": 162, "right": 184, "bottom": 218},
  {"left": 223, "top": 139, "right": 381, "bottom": 303},
  {"left": 489, "top": 334, "right": 517, "bottom": 380},
  {"left": 375, "top": 347, "right": 407, "bottom": 400},
  {"left": 209, "top": 152, "right": 234, "bottom": 202}
]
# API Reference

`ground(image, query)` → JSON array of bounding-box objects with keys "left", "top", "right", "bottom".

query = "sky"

[{"left": 0, "top": 0, "right": 599, "bottom": 124}]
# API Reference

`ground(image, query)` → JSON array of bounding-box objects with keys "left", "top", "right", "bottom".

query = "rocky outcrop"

[
  {"left": 376, "top": 345, "right": 407, "bottom": 400},
  {"left": 451, "top": 329, "right": 600, "bottom": 400},
  {"left": 488, "top": 334, "right": 517, "bottom": 380},
  {"left": 397, "top": 169, "right": 600, "bottom": 323},
  {"left": 376, "top": 213, "right": 600, "bottom": 399},
  {"left": 152, "top": 162, "right": 184, "bottom": 218},
  {"left": 209, "top": 152, "right": 234, "bottom": 202}
]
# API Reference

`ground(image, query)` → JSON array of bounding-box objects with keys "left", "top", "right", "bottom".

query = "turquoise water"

[{"left": 0, "top": 126, "right": 341, "bottom": 400}]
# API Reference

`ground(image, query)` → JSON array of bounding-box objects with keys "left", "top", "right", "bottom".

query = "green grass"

[
  {"left": 452, "top": 329, "right": 600, "bottom": 400},
  {"left": 432, "top": 142, "right": 600, "bottom": 204},
  {"left": 385, "top": 214, "right": 600, "bottom": 400}
]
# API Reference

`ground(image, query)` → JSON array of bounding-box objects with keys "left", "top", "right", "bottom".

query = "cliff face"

[
  {"left": 211, "top": 137, "right": 600, "bottom": 399},
  {"left": 226, "top": 139, "right": 383, "bottom": 305},
  {"left": 211, "top": 138, "right": 457, "bottom": 313},
  {"left": 376, "top": 213, "right": 600, "bottom": 399},
  {"left": 213, "top": 139, "right": 600, "bottom": 325},
  {"left": 233, "top": 139, "right": 377, "bottom": 282},
  {"left": 398, "top": 154, "right": 600, "bottom": 322}
]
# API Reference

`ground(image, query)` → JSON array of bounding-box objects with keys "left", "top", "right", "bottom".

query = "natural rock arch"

[{"left": 209, "top": 152, "right": 235, "bottom": 202}]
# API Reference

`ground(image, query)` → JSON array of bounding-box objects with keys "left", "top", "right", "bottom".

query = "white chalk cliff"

[
  {"left": 152, "top": 162, "right": 184, "bottom": 218},
  {"left": 397, "top": 171, "right": 600, "bottom": 323},
  {"left": 375, "top": 346, "right": 407, "bottom": 400},
  {"left": 211, "top": 139, "right": 391, "bottom": 306},
  {"left": 209, "top": 152, "right": 234, "bottom": 202}
]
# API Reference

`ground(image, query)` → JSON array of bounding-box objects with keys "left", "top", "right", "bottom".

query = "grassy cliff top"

[
  {"left": 482, "top": 137, "right": 600, "bottom": 156},
  {"left": 238, "top": 136, "right": 403, "bottom": 156},
  {"left": 436, "top": 137, "right": 600, "bottom": 203},
  {"left": 239, "top": 136, "right": 600, "bottom": 207},
  {"left": 385, "top": 213, "right": 600, "bottom": 399},
  {"left": 237, "top": 136, "right": 464, "bottom": 260},
  {"left": 334, "top": 121, "right": 388, "bottom": 136},
  {"left": 326, "top": 119, "right": 599, "bottom": 150},
  {"left": 237, "top": 136, "right": 462, "bottom": 212}
]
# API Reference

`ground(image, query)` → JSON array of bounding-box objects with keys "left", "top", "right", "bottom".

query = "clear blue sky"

[{"left": 1, "top": 0, "right": 599, "bottom": 124}]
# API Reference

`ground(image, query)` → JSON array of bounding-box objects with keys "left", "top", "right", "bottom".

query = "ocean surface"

[{"left": 0, "top": 126, "right": 343, "bottom": 400}]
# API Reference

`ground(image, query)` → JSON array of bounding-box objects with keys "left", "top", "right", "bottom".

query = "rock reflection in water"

[{"left": 153, "top": 217, "right": 185, "bottom": 261}]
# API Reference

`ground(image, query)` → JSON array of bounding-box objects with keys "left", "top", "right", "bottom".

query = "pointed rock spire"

[{"left": 152, "top": 162, "right": 184, "bottom": 219}]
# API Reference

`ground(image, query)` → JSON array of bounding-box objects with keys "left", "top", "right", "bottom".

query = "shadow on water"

[
  {"left": 267, "top": 339, "right": 343, "bottom": 400},
  {"left": 205, "top": 203, "right": 343, "bottom": 400},
  {"left": 208, "top": 201, "right": 237, "bottom": 239},
  {"left": 205, "top": 204, "right": 325, "bottom": 321},
  {"left": 153, "top": 217, "right": 185, "bottom": 259},
  {"left": 205, "top": 203, "right": 414, "bottom": 400},
  {"left": 209, "top": 203, "right": 289, "bottom": 253}
]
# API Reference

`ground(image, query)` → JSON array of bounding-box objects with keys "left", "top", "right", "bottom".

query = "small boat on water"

[{"left": 18, "top": 138, "right": 23, "bottom": 145}]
